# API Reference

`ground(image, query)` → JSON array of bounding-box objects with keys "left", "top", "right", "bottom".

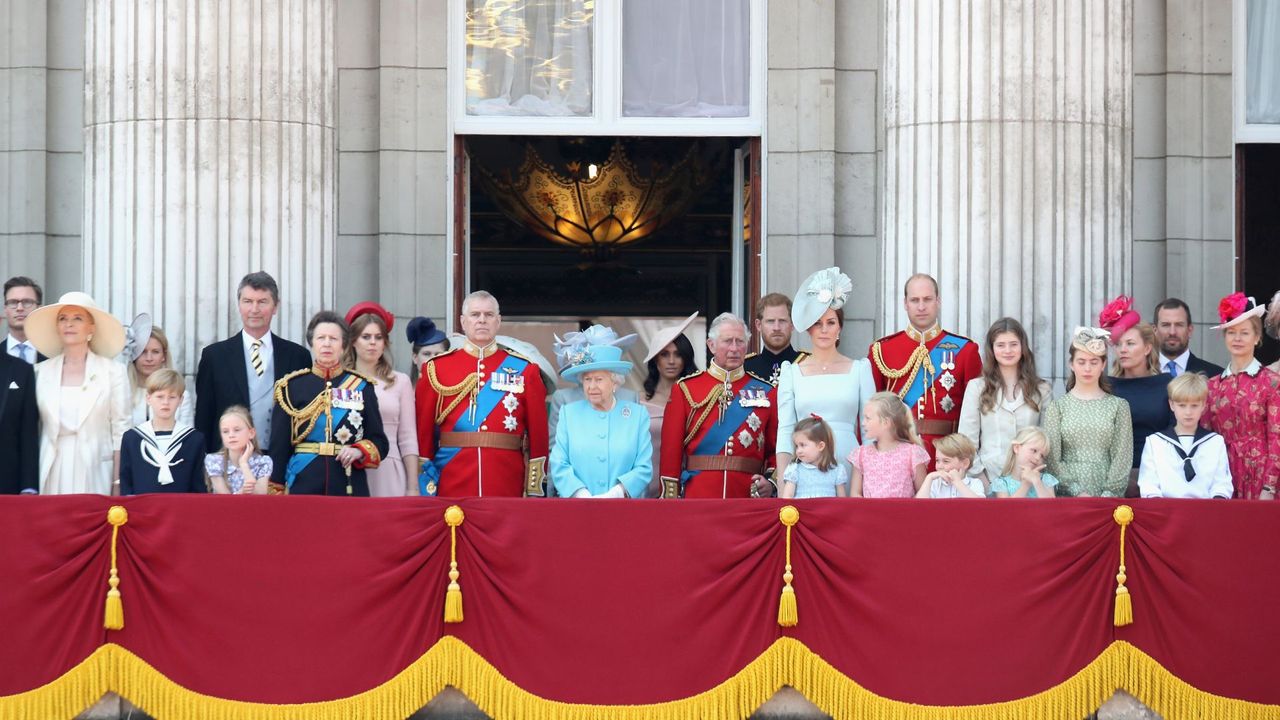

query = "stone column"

[
  {"left": 883, "top": 0, "right": 1132, "bottom": 381},
  {"left": 83, "top": 0, "right": 335, "bottom": 372}
]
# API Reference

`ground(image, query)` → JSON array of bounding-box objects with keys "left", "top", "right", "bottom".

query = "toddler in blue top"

[{"left": 779, "top": 415, "right": 848, "bottom": 498}]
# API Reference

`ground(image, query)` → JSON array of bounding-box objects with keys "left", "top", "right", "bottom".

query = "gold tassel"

[
  {"left": 443, "top": 505, "right": 465, "bottom": 624},
  {"left": 104, "top": 506, "right": 129, "bottom": 630},
  {"left": 777, "top": 505, "right": 799, "bottom": 627},
  {"left": 1113, "top": 505, "right": 1134, "bottom": 627}
]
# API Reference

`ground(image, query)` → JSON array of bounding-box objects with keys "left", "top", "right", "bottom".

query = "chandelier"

[{"left": 472, "top": 140, "right": 710, "bottom": 255}]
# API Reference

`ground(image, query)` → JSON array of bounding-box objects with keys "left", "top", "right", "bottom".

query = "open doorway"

[
  {"left": 457, "top": 135, "right": 760, "bottom": 391},
  {"left": 1236, "top": 144, "right": 1280, "bottom": 365}
]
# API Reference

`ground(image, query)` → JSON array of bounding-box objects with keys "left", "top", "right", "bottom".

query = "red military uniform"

[
  {"left": 868, "top": 323, "right": 982, "bottom": 470},
  {"left": 416, "top": 341, "right": 549, "bottom": 497},
  {"left": 659, "top": 363, "right": 778, "bottom": 498}
]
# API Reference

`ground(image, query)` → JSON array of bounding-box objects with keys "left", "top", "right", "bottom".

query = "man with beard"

[
  {"left": 744, "top": 293, "right": 807, "bottom": 386},
  {"left": 1153, "top": 298, "right": 1224, "bottom": 377}
]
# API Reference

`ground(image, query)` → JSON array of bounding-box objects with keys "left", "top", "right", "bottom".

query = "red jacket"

[
  {"left": 416, "top": 343, "right": 549, "bottom": 497},
  {"left": 659, "top": 365, "right": 778, "bottom": 498}
]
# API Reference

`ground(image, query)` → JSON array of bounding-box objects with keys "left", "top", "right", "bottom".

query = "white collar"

[
  {"left": 135, "top": 422, "right": 196, "bottom": 485},
  {"left": 1222, "top": 359, "right": 1262, "bottom": 378},
  {"left": 1158, "top": 349, "right": 1190, "bottom": 370},
  {"left": 242, "top": 330, "right": 273, "bottom": 351}
]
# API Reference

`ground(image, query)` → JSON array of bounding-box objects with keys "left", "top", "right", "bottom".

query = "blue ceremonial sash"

[
  {"left": 285, "top": 375, "right": 365, "bottom": 490},
  {"left": 680, "top": 376, "right": 772, "bottom": 487},
  {"left": 421, "top": 355, "right": 530, "bottom": 495},
  {"left": 900, "top": 334, "right": 970, "bottom": 410}
]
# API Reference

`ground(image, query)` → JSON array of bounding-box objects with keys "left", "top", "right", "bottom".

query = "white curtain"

[
  {"left": 622, "top": 0, "right": 750, "bottom": 118},
  {"left": 466, "top": 0, "right": 593, "bottom": 116},
  {"left": 1248, "top": 0, "right": 1280, "bottom": 124}
]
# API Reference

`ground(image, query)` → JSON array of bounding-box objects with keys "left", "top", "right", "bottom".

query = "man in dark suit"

[
  {"left": 1153, "top": 297, "right": 1225, "bottom": 378},
  {"left": 194, "top": 272, "right": 311, "bottom": 452},
  {"left": 0, "top": 352, "right": 38, "bottom": 493},
  {"left": 4, "top": 276, "right": 46, "bottom": 365}
]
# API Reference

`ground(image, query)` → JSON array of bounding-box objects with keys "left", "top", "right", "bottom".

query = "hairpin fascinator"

[
  {"left": 792, "top": 267, "right": 854, "bottom": 331},
  {"left": 1097, "top": 295, "right": 1140, "bottom": 344},
  {"left": 123, "top": 313, "right": 153, "bottom": 362},
  {"left": 1071, "top": 326, "right": 1110, "bottom": 357}
]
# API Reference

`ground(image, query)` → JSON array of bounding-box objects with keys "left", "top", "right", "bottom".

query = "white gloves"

[
  {"left": 594, "top": 484, "right": 627, "bottom": 499},
  {"left": 571, "top": 487, "right": 591, "bottom": 498}
]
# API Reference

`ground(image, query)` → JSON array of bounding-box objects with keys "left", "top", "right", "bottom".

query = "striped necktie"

[{"left": 251, "top": 340, "right": 264, "bottom": 376}]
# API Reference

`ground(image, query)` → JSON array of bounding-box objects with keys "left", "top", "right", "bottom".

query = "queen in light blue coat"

[{"left": 550, "top": 333, "right": 653, "bottom": 498}]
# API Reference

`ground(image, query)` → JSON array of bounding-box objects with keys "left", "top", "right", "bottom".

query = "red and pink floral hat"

[
  {"left": 1098, "top": 295, "right": 1141, "bottom": 344},
  {"left": 1211, "top": 292, "right": 1268, "bottom": 331}
]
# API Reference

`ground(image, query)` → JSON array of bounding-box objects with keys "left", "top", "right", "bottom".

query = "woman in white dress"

[
  {"left": 27, "top": 292, "right": 131, "bottom": 495},
  {"left": 775, "top": 267, "right": 876, "bottom": 481}
]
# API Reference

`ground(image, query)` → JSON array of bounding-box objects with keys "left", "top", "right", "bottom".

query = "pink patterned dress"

[
  {"left": 849, "top": 442, "right": 930, "bottom": 498},
  {"left": 1202, "top": 362, "right": 1280, "bottom": 500}
]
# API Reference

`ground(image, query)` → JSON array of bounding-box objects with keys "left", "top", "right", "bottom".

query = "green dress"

[{"left": 1042, "top": 393, "right": 1133, "bottom": 497}]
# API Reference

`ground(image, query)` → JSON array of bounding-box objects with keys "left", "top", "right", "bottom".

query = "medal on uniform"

[
  {"left": 940, "top": 396, "right": 955, "bottom": 413},
  {"left": 493, "top": 368, "right": 525, "bottom": 393},
  {"left": 746, "top": 412, "right": 762, "bottom": 432},
  {"left": 739, "top": 388, "right": 770, "bottom": 408},
  {"left": 718, "top": 378, "right": 732, "bottom": 423},
  {"left": 738, "top": 429, "right": 754, "bottom": 448}
]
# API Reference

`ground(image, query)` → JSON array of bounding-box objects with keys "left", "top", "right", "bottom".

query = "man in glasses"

[{"left": 3, "top": 277, "right": 44, "bottom": 365}]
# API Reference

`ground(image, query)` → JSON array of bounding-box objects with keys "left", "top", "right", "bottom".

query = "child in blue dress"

[
  {"left": 990, "top": 427, "right": 1060, "bottom": 499},
  {"left": 779, "top": 415, "right": 849, "bottom": 498},
  {"left": 206, "top": 405, "right": 273, "bottom": 495}
]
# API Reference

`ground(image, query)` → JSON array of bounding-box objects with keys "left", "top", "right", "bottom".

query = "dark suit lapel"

[
  {"left": 229, "top": 332, "right": 252, "bottom": 405},
  {"left": 0, "top": 356, "right": 12, "bottom": 423}
]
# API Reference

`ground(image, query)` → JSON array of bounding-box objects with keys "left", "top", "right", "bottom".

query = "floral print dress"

[{"left": 1202, "top": 361, "right": 1280, "bottom": 499}]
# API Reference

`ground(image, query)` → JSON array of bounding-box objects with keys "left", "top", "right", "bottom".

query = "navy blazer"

[
  {"left": 0, "top": 353, "right": 38, "bottom": 493},
  {"left": 193, "top": 331, "right": 311, "bottom": 452}
]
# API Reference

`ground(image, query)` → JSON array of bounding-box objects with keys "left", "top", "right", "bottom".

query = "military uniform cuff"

[
  {"left": 525, "top": 456, "right": 547, "bottom": 497},
  {"left": 660, "top": 475, "right": 682, "bottom": 499}
]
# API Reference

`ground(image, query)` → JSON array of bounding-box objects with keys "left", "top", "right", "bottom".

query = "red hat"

[
  {"left": 1098, "top": 295, "right": 1140, "bottom": 344},
  {"left": 345, "top": 301, "right": 394, "bottom": 331}
]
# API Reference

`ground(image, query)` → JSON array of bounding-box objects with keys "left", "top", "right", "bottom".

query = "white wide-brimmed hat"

[
  {"left": 644, "top": 312, "right": 699, "bottom": 363},
  {"left": 1211, "top": 292, "right": 1269, "bottom": 331},
  {"left": 791, "top": 267, "right": 853, "bottom": 332},
  {"left": 25, "top": 291, "right": 127, "bottom": 358}
]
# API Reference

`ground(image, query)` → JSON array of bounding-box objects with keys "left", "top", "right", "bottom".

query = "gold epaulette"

[
  {"left": 273, "top": 367, "right": 311, "bottom": 393},
  {"left": 744, "top": 352, "right": 759, "bottom": 359},
  {"left": 794, "top": 351, "right": 810, "bottom": 364},
  {"left": 744, "top": 369, "right": 772, "bottom": 385}
]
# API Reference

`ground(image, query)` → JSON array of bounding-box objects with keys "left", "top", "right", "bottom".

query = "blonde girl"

[
  {"left": 990, "top": 427, "right": 1059, "bottom": 499},
  {"left": 205, "top": 405, "right": 273, "bottom": 495},
  {"left": 847, "top": 392, "right": 929, "bottom": 498},
  {"left": 779, "top": 415, "right": 849, "bottom": 499}
]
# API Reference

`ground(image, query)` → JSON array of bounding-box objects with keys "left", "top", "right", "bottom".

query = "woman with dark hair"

[
  {"left": 268, "top": 311, "right": 389, "bottom": 496},
  {"left": 345, "top": 302, "right": 419, "bottom": 497},
  {"left": 641, "top": 313, "right": 700, "bottom": 494},
  {"left": 1042, "top": 327, "right": 1133, "bottom": 497},
  {"left": 405, "top": 317, "right": 449, "bottom": 386},
  {"left": 957, "top": 317, "right": 1052, "bottom": 491},
  {"left": 775, "top": 267, "right": 876, "bottom": 481}
]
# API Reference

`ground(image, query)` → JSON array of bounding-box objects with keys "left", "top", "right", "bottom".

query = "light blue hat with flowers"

[
  {"left": 555, "top": 324, "right": 637, "bottom": 382},
  {"left": 791, "top": 267, "right": 854, "bottom": 331}
]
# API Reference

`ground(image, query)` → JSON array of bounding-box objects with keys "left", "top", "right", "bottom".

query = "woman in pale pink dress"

[{"left": 345, "top": 302, "right": 419, "bottom": 496}]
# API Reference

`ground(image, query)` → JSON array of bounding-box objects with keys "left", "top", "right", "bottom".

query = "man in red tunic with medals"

[
  {"left": 416, "top": 291, "right": 549, "bottom": 497},
  {"left": 868, "top": 274, "right": 982, "bottom": 470},
  {"left": 660, "top": 312, "right": 778, "bottom": 499}
]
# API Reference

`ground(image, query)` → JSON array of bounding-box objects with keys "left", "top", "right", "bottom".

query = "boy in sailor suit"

[
  {"left": 118, "top": 369, "right": 207, "bottom": 494},
  {"left": 1138, "top": 373, "right": 1233, "bottom": 499}
]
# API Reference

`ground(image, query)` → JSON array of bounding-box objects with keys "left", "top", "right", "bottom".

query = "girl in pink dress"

[
  {"left": 848, "top": 392, "right": 930, "bottom": 498},
  {"left": 1201, "top": 293, "right": 1280, "bottom": 500}
]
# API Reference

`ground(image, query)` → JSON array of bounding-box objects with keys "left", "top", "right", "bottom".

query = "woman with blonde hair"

[
  {"left": 344, "top": 302, "right": 419, "bottom": 496},
  {"left": 127, "top": 321, "right": 195, "bottom": 427},
  {"left": 27, "top": 292, "right": 131, "bottom": 495},
  {"left": 1099, "top": 296, "right": 1173, "bottom": 486}
]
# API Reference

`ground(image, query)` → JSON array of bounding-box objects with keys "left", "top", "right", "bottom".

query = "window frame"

[
  {"left": 449, "top": 0, "right": 765, "bottom": 137},
  {"left": 1233, "top": 0, "right": 1280, "bottom": 142}
]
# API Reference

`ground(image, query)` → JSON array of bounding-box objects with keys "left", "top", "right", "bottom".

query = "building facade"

[{"left": 0, "top": 0, "right": 1271, "bottom": 381}]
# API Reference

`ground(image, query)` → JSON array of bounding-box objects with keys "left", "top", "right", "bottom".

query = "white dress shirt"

[
  {"left": 6, "top": 334, "right": 35, "bottom": 364},
  {"left": 1157, "top": 349, "right": 1191, "bottom": 376}
]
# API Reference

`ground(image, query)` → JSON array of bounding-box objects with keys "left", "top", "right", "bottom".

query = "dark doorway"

[
  {"left": 465, "top": 136, "right": 742, "bottom": 318},
  {"left": 1237, "top": 144, "right": 1280, "bottom": 365}
]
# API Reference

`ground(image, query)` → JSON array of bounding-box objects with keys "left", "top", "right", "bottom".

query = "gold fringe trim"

[{"left": 2, "top": 640, "right": 1279, "bottom": 720}]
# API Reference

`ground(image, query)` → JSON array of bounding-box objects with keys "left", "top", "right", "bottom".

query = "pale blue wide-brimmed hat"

[
  {"left": 791, "top": 266, "right": 853, "bottom": 331},
  {"left": 559, "top": 344, "right": 634, "bottom": 382}
]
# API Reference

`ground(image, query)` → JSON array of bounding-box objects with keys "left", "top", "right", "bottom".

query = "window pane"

[
  {"left": 466, "top": 0, "right": 594, "bottom": 116},
  {"left": 1247, "top": 0, "right": 1280, "bottom": 124},
  {"left": 622, "top": 0, "right": 749, "bottom": 118}
]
